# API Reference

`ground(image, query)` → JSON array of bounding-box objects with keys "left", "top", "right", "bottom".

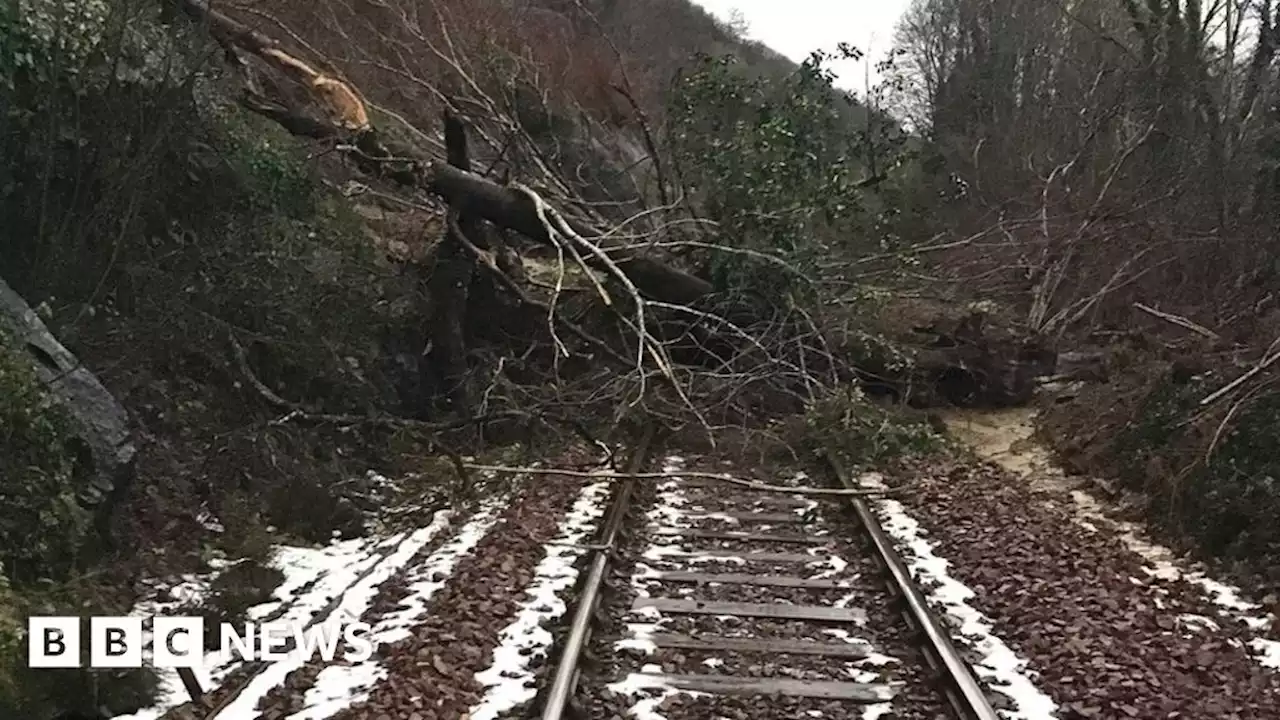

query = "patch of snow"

[
  {"left": 112, "top": 513, "right": 453, "bottom": 720},
  {"left": 469, "top": 480, "right": 612, "bottom": 720},
  {"left": 211, "top": 510, "right": 456, "bottom": 720},
  {"left": 611, "top": 458, "right": 898, "bottom": 718},
  {"left": 809, "top": 552, "right": 849, "bottom": 580},
  {"left": 285, "top": 497, "right": 508, "bottom": 720},
  {"left": 1254, "top": 639, "right": 1280, "bottom": 669},
  {"left": 609, "top": 458, "right": 712, "bottom": 719},
  {"left": 252, "top": 534, "right": 400, "bottom": 625},
  {"left": 1178, "top": 613, "right": 1219, "bottom": 633},
  {"left": 859, "top": 472, "right": 1058, "bottom": 720},
  {"left": 607, "top": 664, "right": 706, "bottom": 720}
]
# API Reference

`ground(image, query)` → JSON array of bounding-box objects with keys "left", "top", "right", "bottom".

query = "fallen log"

[{"left": 170, "top": 0, "right": 713, "bottom": 307}]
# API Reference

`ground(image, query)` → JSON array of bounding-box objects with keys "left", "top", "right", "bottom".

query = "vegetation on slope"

[
  {"left": 0, "top": 0, "right": 948, "bottom": 714},
  {"left": 889, "top": 0, "right": 1280, "bottom": 587}
]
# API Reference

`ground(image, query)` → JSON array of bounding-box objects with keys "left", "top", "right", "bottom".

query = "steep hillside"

[
  {"left": 889, "top": 0, "right": 1280, "bottom": 594},
  {"left": 0, "top": 0, "right": 920, "bottom": 715}
]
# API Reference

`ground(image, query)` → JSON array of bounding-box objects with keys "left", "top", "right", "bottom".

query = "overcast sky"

[{"left": 690, "top": 0, "right": 913, "bottom": 92}]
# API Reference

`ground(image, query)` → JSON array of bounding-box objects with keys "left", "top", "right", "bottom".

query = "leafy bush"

[
  {"left": 799, "top": 386, "right": 942, "bottom": 470},
  {"left": 669, "top": 48, "right": 907, "bottom": 308},
  {"left": 1108, "top": 370, "right": 1280, "bottom": 562},
  {"left": 1190, "top": 392, "right": 1280, "bottom": 558}
]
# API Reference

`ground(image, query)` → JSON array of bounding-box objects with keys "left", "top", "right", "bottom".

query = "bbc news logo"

[{"left": 28, "top": 616, "right": 374, "bottom": 668}]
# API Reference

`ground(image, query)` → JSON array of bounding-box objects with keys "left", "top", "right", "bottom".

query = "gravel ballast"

[{"left": 573, "top": 455, "right": 953, "bottom": 720}]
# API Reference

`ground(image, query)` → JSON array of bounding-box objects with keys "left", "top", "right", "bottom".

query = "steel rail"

[
  {"left": 539, "top": 425, "right": 656, "bottom": 720},
  {"left": 824, "top": 448, "right": 1001, "bottom": 720}
]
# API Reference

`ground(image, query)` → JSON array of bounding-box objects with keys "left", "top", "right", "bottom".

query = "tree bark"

[{"left": 428, "top": 110, "right": 478, "bottom": 417}]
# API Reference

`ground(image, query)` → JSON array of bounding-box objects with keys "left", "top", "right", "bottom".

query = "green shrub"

[
  {"left": 1110, "top": 371, "right": 1280, "bottom": 561},
  {"left": 669, "top": 48, "right": 908, "bottom": 309},
  {"left": 1189, "top": 392, "right": 1280, "bottom": 557},
  {"left": 799, "top": 386, "right": 941, "bottom": 470}
]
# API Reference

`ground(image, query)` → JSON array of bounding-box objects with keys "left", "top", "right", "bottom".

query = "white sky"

[{"left": 691, "top": 0, "right": 912, "bottom": 92}]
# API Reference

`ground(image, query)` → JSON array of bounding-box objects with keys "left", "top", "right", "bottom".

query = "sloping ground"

[{"left": 1037, "top": 353, "right": 1280, "bottom": 595}]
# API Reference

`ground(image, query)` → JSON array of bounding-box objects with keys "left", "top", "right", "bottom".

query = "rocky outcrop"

[{"left": 0, "top": 277, "right": 135, "bottom": 531}]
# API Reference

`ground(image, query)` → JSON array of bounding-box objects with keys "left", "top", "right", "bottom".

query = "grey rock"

[{"left": 0, "top": 276, "right": 135, "bottom": 527}]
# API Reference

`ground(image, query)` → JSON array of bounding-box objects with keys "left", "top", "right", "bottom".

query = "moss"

[
  {"left": 0, "top": 331, "right": 92, "bottom": 584},
  {"left": 0, "top": 335, "right": 161, "bottom": 715},
  {"left": 0, "top": 571, "right": 161, "bottom": 717}
]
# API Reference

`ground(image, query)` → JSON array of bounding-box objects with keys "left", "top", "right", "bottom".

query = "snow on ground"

[
  {"left": 112, "top": 571, "right": 224, "bottom": 720},
  {"left": 858, "top": 472, "right": 1058, "bottom": 720},
  {"left": 282, "top": 493, "right": 511, "bottom": 720},
  {"left": 608, "top": 457, "right": 694, "bottom": 718},
  {"left": 468, "top": 478, "right": 612, "bottom": 720},
  {"left": 608, "top": 457, "right": 896, "bottom": 720},
  {"left": 113, "top": 510, "right": 455, "bottom": 720}
]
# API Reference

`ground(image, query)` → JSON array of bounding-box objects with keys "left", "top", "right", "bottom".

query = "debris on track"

[{"left": 858, "top": 472, "right": 1057, "bottom": 719}]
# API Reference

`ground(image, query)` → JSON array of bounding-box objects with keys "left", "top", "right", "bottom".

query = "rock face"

[{"left": 0, "top": 277, "right": 135, "bottom": 532}]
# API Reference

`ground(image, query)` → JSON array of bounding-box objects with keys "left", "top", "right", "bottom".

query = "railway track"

[{"left": 528, "top": 439, "right": 1003, "bottom": 720}]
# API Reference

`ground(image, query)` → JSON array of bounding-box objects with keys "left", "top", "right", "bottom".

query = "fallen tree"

[
  {"left": 170, "top": 0, "right": 713, "bottom": 308},
  {"left": 162, "top": 0, "right": 994, "bottom": 451}
]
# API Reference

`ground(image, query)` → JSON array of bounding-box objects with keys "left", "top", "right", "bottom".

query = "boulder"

[{"left": 0, "top": 277, "right": 135, "bottom": 532}]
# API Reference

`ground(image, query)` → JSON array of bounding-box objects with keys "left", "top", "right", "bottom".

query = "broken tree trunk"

[
  {"left": 428, "top": 109, "right": 479, "bottom": 417},
  {"left": 170, "top": 0, "right": 713, "bottom": 307}
]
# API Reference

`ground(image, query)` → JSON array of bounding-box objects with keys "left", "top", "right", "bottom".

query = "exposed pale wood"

[
  {"left": 622, "top": 673, "right": 894, "bottom": 701},
  {"left": 649, "top": 528, "right": 827, "bottom": 544},
  {"left": 680, "top": 479, "right": 812, "bottom": 497},
  {"left": 173, "top": 0, "right": 715, "bottom": 308},
  {"left": 459, "top": 464, "right": 884, "bottom": 496},
  {"left": 633, "top": 597, "right": 867, "bottom": 623},
  {"left": 1133, "top": 302, "right": 1221, "bottom": 341},
  {"left": 1201, "top": 334, "right": 1280, "bottom": 406},
  {"left": 648, "top": 633, "right": 872, "bottom": 658},
  {"left": 646, "top": 571, "right": 861, "bottom": 590}
]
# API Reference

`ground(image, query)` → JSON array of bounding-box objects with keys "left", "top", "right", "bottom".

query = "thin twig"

[
  {"left": 1133, "top": 302, "right": 1222, "bottom": 341},
  {"left": 1201, "top": 334, "right": 1280, "bottom": 406},
  {"left": 459, "top": 463, "right": 893, "bottom": 497}
]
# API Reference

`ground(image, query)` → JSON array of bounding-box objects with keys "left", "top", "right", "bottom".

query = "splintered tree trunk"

[{"left": 427, "top": 110, "right": 478, "bottom": 417}]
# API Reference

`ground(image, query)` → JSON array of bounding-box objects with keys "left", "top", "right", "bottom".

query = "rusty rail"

[
  {"left": 537, "top": 425, "right": 656, "bottom": 720},
  {"left": 824, "top": 448, "right": 1001, "bottom": 720}
]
